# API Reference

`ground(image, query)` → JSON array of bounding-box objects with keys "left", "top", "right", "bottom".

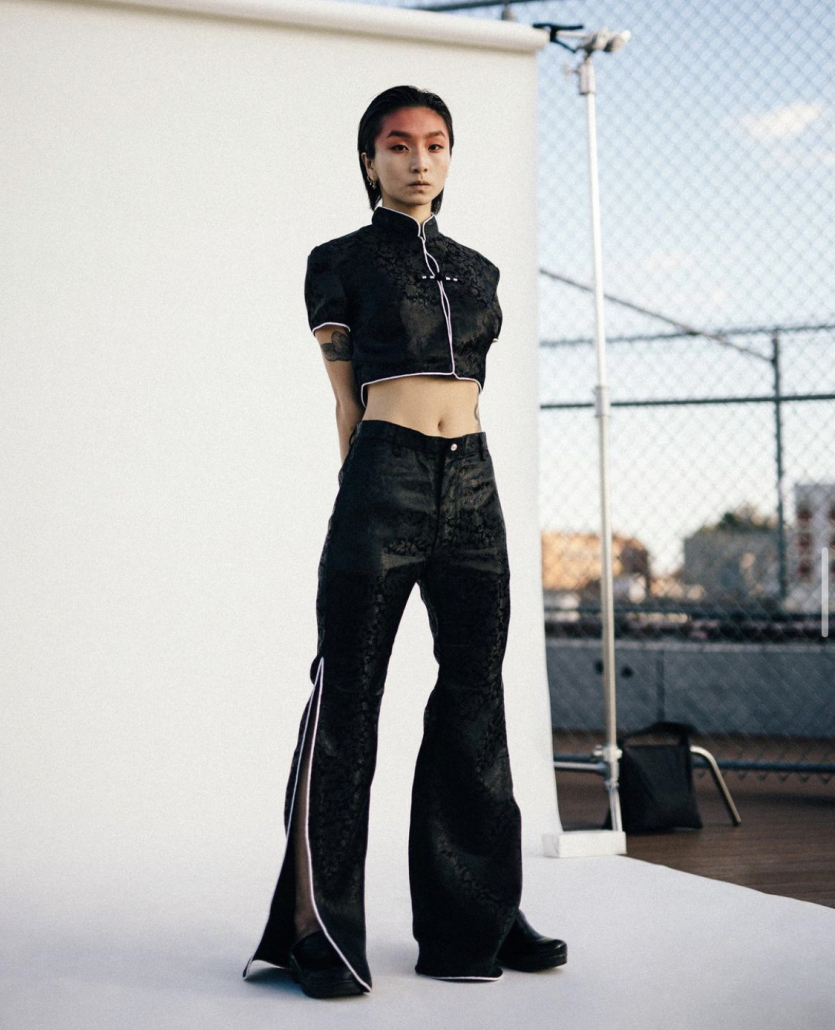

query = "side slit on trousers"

[
  {"left": 242, "top": 656, "right": 370, "bottom": 992},
  {"left": 244, "top": 419, "right": 522, "bottom": 986}
]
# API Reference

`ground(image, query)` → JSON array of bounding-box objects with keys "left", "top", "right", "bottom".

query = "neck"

[{"left": 379, "top": 198, "right": 434, "bottom": 226}]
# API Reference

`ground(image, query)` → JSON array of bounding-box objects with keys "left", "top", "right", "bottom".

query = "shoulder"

[
  {"left": 308, "top": 226, "right": 370, "bottom": 264},
  {"left": 443, "top": 234, "right": 501, "bottom": 284}
]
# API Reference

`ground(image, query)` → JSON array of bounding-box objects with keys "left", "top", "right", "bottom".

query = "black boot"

[
  {"left": 496, "top": 911, "right": 567, "bottom": 972},
  {"left": 288, "top": 931, "right": 367, "bottom": 999}
]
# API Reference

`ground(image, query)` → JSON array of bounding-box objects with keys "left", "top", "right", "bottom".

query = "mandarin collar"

[{"left": 371, "top": 203, "right": 440, "bottom": 240}]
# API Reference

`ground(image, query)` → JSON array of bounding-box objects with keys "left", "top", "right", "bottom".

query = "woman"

[{"left": 243, "top": 85, "right": 567, "bottom": 999}]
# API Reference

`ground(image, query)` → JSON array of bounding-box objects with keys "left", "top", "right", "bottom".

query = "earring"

[{"left": 367, "top": 177, "right": 376, "bottom": 188}]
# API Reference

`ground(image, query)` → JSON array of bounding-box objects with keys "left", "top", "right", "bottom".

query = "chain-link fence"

[
  {"left": 533, "top": 0, "right": 835, "bottom": 780},
  {"left": 542, "top": 324, "right": 835, "bottom": 781},
  {"left": 330, "top": 0, "right": 835, "bottom": 779}
]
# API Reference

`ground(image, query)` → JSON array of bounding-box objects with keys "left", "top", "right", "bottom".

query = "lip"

[{"left": 410, "top": 182, "right": 431, "bottom": 187}]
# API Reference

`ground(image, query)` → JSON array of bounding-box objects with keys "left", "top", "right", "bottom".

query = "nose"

[{"left": 411, "top": 148, "right": 430, "bottom": 172}]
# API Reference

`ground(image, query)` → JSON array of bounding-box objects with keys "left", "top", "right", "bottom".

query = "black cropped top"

[{"left": 303, "top": 203, "right": 503, "bottom": 408}]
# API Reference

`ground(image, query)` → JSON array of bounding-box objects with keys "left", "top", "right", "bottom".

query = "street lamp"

[{"left": 535, "top": 22, "right": 632, "bottom": 842}]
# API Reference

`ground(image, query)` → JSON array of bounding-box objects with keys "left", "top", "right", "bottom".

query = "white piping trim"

[
  {"left": 360, "top": 371, "right": 482, "bottom": 409},
  {"left": 242, "top": 670, "right": 320, "bottom": 980},
  {"left": 418, "top": 973, "right": 503, "bottom": 982},
  {"left": 376, "top": 203, "right": 436, "bottom": 236},
  {"left": 311, "top": 321, "right": 351, "bottom": 336},
  {"left": 372, "top": 205, "right": 463, "bottom": 396},
  {"left": 437, "top": 280, "right": 454, "bottom": 365},
  {"left": 243, "top": 656, "right": 370, "bottom": 991},
  {"left": 242, "top": 675, "right": 319, "bottom": 980},
  {"left": 416, "top": 219, "right": 456, "bottom": 372},
  {"left": 303, "top": 656, "right": 372, "bottom": 993},
  {"left": 242, "top": 955, "right": 292, "bottom": 977}
]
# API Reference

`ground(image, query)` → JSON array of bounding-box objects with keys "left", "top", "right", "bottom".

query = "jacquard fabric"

[
  {"left": 244, "top": 420, "right": 522, "bottom": 987},
  {"left": 303, "top": 205, "right": 503, "bottom": 407},
  {"left": 304, "top": 244, "right": 351, "bottom": 335}
]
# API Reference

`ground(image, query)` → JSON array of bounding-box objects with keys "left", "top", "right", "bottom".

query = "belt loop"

[{"left": 479, "top": 435, "right": 486, "bottom": 461}]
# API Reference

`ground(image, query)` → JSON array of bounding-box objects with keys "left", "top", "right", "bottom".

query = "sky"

[{"left": 321, "top": 0, "right": 834, "bottom": 582}]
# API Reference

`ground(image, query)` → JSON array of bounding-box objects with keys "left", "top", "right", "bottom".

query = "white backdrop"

[
  {"left": 0, "top": 0, "right": 558, "bottom": 942},
  {"left": 5, "top": 9, "right": 835, "bottom": 1030}
]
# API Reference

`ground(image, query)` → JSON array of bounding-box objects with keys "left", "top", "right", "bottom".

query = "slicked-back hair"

[{"left": 357, "top": 85, "right": 454, "bottom": 214}]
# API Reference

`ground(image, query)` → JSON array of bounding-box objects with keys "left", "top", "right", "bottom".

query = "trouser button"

[{"left": 450, "top": 443, "right": 458, "bottom": 451}]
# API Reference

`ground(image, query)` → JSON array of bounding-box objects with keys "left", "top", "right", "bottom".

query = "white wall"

[{"left": 0, "top": 0, "right": 558, "bottom": 923}]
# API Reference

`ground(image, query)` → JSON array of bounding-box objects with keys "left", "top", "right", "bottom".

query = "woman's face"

[{"left": 362, "top": 106, "right": 451, "bottom": 220}]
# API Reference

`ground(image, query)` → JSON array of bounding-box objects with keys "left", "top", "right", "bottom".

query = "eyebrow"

[{"left": 384, "top": 130, "right": 447, "bottom": 141}]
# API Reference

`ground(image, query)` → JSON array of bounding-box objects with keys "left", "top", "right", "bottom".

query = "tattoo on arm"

[{"left": 320, "top": 329, "right": 352, "bottom": 361}]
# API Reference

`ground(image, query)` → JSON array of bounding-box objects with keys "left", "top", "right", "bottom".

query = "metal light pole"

[
  {"left": 417, "top": 4, "right": 634, "bottom": 851},
  {"left": 536, "top": 24, "right": 632, "bottom": 838}
]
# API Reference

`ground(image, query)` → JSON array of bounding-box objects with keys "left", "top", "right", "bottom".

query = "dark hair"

[{"left": 357, "top": 85, "right": 455, "bottom": 214}]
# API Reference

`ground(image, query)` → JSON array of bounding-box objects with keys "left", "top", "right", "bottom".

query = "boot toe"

[
  {"left": 496, "top": 911, "right": 568, "bottom": 972},
  {"left": 288, "top": 931, "right": 367, "bottom": 998}
]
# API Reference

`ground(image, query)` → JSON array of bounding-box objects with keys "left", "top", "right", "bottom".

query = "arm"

[{"left": 314, "top": 324, "right": 364, "bottom": 463}]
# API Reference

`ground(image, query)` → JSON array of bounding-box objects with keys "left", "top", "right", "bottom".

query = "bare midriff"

[{"left": 362, "top": 375, "right": 482, "bottom": 438}]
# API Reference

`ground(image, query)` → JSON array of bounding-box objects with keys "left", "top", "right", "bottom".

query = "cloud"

[{"left": 725, "top": 102, "right": 825, "bottom": 141}]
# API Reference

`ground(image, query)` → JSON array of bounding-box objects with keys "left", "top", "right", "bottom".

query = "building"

[
  {"left": 682, "top": 526, "right": 779, "bottom": 607},
  {"left": 785, "top": 482, "right": 835, "bottom": 613},
  {"left": 541, "top": 530, "right": 650, "bottom": 606}
]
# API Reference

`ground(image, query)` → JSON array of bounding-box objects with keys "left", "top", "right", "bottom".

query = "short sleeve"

[
  {"left": 490, "top": 265, "right": 503, "bottom": 342},
  {"left": 304, "top": 245, "right": 351, "bottom": 335}
]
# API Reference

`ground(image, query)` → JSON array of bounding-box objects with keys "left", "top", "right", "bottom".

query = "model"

[{"left": 242, "top": 85, "right": 567, "bottom": 999}]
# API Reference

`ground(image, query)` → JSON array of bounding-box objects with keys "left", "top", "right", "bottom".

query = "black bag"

[{"left": 602, "top": 721, "right": 703, "bottom": 833}]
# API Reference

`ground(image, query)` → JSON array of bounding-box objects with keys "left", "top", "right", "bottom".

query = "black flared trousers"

[{"left": 243, "top": 419, "right": 523, "bottom": 990}]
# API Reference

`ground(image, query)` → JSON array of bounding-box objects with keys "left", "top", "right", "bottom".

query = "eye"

[{"left": 391, "top": 144, "right": 407, "bottom": 151}]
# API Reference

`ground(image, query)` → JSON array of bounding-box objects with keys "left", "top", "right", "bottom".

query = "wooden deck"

[{"left": 553, "top": 735, "right": 835, "bottom": 909}]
